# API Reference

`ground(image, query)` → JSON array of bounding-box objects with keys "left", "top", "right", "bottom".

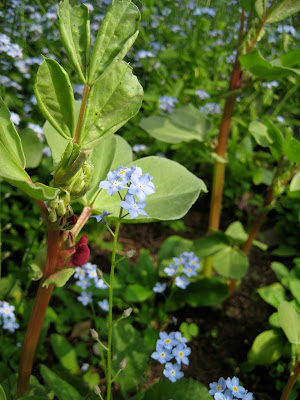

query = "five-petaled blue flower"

[
  {"left": 175, "top": 275, "right": 190, "bottom": 289},
  {"left": 98, "top": 299, "right": 109, "bottom": 312},
  {"left": 128, "top": 172, "right": 155, "bottom": 202},
  {"left": 120, "top": 194, "right": 149, "bottom": 219},
  {"left": 157, "top": 332, "right": 177, "bottom": 350},
  {"left": 77, "top": 291, "right": 93, "bottom": 306},
  {"left": 99, "top": 171, "right": 127, "bottom": 196},
  {"left": 90, "top": 210, "right": 112, "bottom": 225},
  {"left": 214, "top": 389, "right": 234, "bottom": 400},
  {"left": 209, "top": 377, "right": 227, "bottom": 395},
  {"left": 172, "top": 344, "right": 191, "bottom": 365},
  {"left": 153, "top": 282, "right": 167, "bottom": 293},
  {"left": 226, "top": 377, "right": 246, "bottom": 398},
  {"left": 163, "top": 362, "right": 184, "bottom": 382},
  {"left": 151, "top": 344, "right": 173, "bottom": 364}
]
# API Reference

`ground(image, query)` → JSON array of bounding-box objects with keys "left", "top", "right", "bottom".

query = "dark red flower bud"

[
  {"left": 67, "top": 214, "right": 78, "bottom": 227},
  {"left": 69, "top": 234, "right": 90, "bottom": 267}
]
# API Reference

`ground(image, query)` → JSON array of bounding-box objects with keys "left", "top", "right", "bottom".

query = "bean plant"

[{"left": 1, "top": 0, "right": 300, "bottom": 399}]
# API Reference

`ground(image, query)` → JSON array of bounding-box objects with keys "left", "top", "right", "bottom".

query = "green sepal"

[
  {"left": 80, "top": 61, "right": 143, "bottom": 149},
  {"left": 42, "top": 268, "right": 75, "bottom": 288},
  {"left": 34, "top": 57, "right": 76, "bottom": 140},
  {"left": 0, "top": 96, "right": 25, "bottom": 167},
  {"left": 58, "top": 0, "right": 91, "bottom": 83},
  {"left": 239, "top": 49, "right": 300, "bottom": 80},
  {"left": 88, "top": 0, "right": 140, "bottom": 83}
]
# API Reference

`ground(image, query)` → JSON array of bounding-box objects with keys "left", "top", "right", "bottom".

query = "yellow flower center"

[
  {"left": 179, "top": 351, "right": 184, "bottom": 357},
  {"left": 165, "top": 339, "right": 171, "bottom": 344},
  {"left": 217, "top": 385, "right": 221, "bottom": 390},
  {"left": 233, "top": 386, "right": 238, "bottom": 392},
  {"left": 178, "top": 338, "right": 182, "bottom": 341}
]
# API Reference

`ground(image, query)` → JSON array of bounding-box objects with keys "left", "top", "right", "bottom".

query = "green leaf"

[
  {"left": 257, "top": 283, "right": 287, "bottom": 308},
  {"left": 269, "top": 312, "right": 280, "bottom": 328},
  {"left": 284, "top": 132, "right": 300, "bottom": 162},
  {"left": 58, "top": 0, "right": 90, "bottom": 83},
  {"left": 271, "top": 262, "right": 290, "bottom": 282},
  {"left": 255, "top": 0, "right": 267, "bottom": 18},
  {"left": 0, "top": 142, "right": 59, "bottom": 200},
  {"left": 0, "top": 97, "right": 25, "bottom": 167},
  {"left": 88, "top": 0, "right": 140, "bottom": 83},
  {"left": 0, "top": 385, "right": 6, "bottom": 400},
  {"left": 278, "top": 301, "right": 300, "bottom": 344},
  {"left": 158, "top": 235, "right": 194, "bottom": 265},
  {"left": 43, "top": 268, "right": 75, "bottom": 288},
  {"left": 193, "top": 235, "right": 229, "bottom": 257},
  {"left": 167, "top": 278, "right": 228, "bottom": 311},
  {"left": 140, "top": 104, "right": 211, "bottom": 144},
  {"left": 40, "top": 364, "right": 81, "bottom": 400},
  {"left": 263, "top": 119, "right": 284, "bottom": 161},
  {"left": 143, "top": 378, "right": 211, "bottom": 400},
  {"left": 239, "top": 49, "right": 300, "bottom": 80},
  {"left": 248, "top": 329, "right": 285, "bottom": 364},
  {"left": 112, "top": 323, "right": 149, "bottom": 392},
  {"left": 267, "top": 0, "right": 300, "bottom": 23},
  {"left": 1, "top": 374, "right": 48, "bottom": 400},
  {"left": 92, "top": 156, "right": 207, "bottom": 221},
  {"left": 50, "top": 334, "right": 78, "bottom": 374},
  {"left": 80, "top": 61, "right": 143, "bottom": 149},
  {"left": 20, "top": 128, "right": 43, "bottom": 168},
  {"left": 249, "top": 121, "right": 273, "bottom": 147},
  {"left": 213, "top": 246, "right": 249, "bottom": 279},
  {"left": 84, "top": 134, "right": 132, "bottom": 205},
  {"left": 225, "top": 221, "right": 267, "bottom": 250},
  {"left": 124, "top": 284, "right": 153, "bottom": 302},
  {"left": 290, "top": 172, "right": 300, "bottom": 192},
  {"left": 34, "top": 58, "right": 76, "bottom": 140},
  {"left": 289, "top": 278, "right": 300, "bottom": 305}
]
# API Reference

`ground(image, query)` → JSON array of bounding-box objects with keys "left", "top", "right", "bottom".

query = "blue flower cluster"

[
  {"left": 159, "top": 96, "right": 178, "bottom": 112},
  {"left": 151, "top": 331, "right": 191, "bottom": 382},
  {"left": 153, "top": 251, "right": 201, "bottom": 293},
  {"left": 74, "top": 262, "right": 108, "bottom": 312},
  {"left": 209, "top": 377, "right": 253, "bottom": 400},
  {"left": 99, "top": 166, "right": 155, "bottom": 220},
  {"left": 0, "top": 301, "right": 19, "bottom": 332}
]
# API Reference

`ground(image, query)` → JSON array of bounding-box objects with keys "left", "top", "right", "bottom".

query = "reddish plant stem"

[
  {"left": 71, "top": 206, "right": 92, "bottom": 238},
  {"left": 280, "top": 358, "right": 300, "bottom": 400},
  {"left": 17, "top": 227, "right": 61, "bottom": 396}
]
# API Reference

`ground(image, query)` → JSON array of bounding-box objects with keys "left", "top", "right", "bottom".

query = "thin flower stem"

[
  {"left": 111, "top": 368, "right": 122, "bottom": 383},
  {"left": 90, "top": 303, "right": 108, "bottom": 379},
  {"left": 106, "top": 224, "right": 115, "bottom": 237},
  {"left": 106, "top": 207, "right": 123, "bottom": 400}
]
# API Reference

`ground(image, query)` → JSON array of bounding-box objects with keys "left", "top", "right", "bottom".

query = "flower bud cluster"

[
  {"left": 0, "top": 301, "right": 19, "bottom": 332},
  {"left": 153, "top": 251, "right": 202, "bottom": 293},
  {"left": 209, "top": 377, "right": 253, "bottom": 400},
  {"left": 61, "top": 161, "right": 94, "bottom": 199},
  {"left": 151, "top": 331, "right": 191, "bottom": 383},
  {"left": 99, "top": 165, "right": 155, "bottom": 220},
  {"left": 48, "top": 191, "right": 76, "bottom": 229},
  {"left": 74, "top": 262, "right": 108, "bottom": 311}
]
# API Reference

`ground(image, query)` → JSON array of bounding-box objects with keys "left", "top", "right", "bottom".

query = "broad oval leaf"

[
  {"left": 0, "top": 96, "right": 25, "bottom": 167},
  {"left": 140, "top": 104, "right": 211, "bottom": 144},
  {"left": 92, "top": 156, "right": 207, "bottom": 221},
  {"left": 40, "top": 365, "right": 81, "bottom": 400},
  {"left": 80, "top": 61, "right": 143, "bottom": 149},
  {"left": 278, "top": 301, "right": 300, "bottom": 345},
  {"left": 248, "top": 329, "right": 285, "bottom": 365},
  {"left": 213, "top": 245, "right": 249, "bottom": 279},
  {"left": 267, "top": 0, "right": 300, "bottom": 23},
  {"left": 255, "top": 0, "right": 267, "bottom": 18},
  {"left": 58, "top": 0, "right": 91, "bottom": 83},
  {"left": 88, "top": 0, "right": 140, "bottom": 82},
  {"left": 34, "top": 58, "right": 76, "bottom": 140},
  {"left": 257, "top": 283, "right": 287, "bottom": 308},
  {"left": 43, "top": 268, "right": 75, "bottom": 288},
  {"left": 239, "top": 49, "right": 300, "bottom": 80}
]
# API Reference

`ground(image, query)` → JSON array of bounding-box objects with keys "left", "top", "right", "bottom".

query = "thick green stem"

[
  {"left": 280, "top": 358, "right": 300, "bottom": 400},
  {"left": 106, "top": 210, "right": 122, "bottom": 400},
  {"left": 17, "top": 228, "right": 60, "bottom": 396}
]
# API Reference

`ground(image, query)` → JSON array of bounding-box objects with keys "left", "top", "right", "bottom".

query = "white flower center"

[
  {"left": 160, "top": 352, "right": 165, "bottom": 358},
  {"left": 170, "top": 370, "right": 176, "bottom": 375}
]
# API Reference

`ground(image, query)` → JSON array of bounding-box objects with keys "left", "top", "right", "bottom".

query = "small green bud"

[
  {"left": 120, "top": 358, "right": 127, "bottom": 370},
  {"left": 125, "top": 250, "right": 136, "bottom": 259},
  {"left": 48, "top": 209, "right": 57, "bottom": 223},
  {"left": 93, "top": 385, "right": 101, "bottom": 396}
]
